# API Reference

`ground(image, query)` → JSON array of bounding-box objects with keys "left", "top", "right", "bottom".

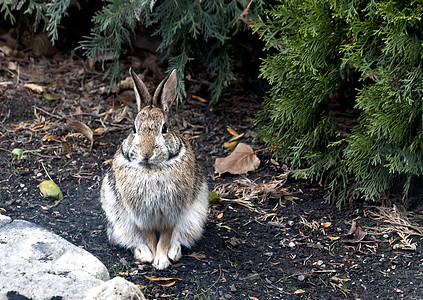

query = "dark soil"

[{"left": 1, "top": 53, "right": 423, "bottom": 300}]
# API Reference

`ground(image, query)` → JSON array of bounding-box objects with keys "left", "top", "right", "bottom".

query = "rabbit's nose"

[{"left": 140, "top": 150, "right": 153, "bottom": 161}]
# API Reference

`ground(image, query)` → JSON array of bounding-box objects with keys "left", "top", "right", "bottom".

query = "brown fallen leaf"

[
  {"left": 214, "top": 143, "right": 260, "bottom": 175},
  {"left": 119, "top": 76, "right": 133, "bottom": 90},
  {"left": 24, "top": 83, "right": 45, "bottom": 94},
  {"left": 61, "top": 140, "right": 71, "bottom": 154},
  {"left": 113, "top": 106, "right": 128, "bottom": 123},
  {"left": 144, "top": 275, "right": 182, "bottom": 281},
  {"left": 192, "top": 95, "right": 208, "bottom": 103},
  {"left": 70, "top": 121, "right": 94, "bottom": 147},
  {"left": 323, "top": 222, "right": 332, "bottom": 228},
  {"left": 159, "top": 281, "right": 176, "bottom": 287},
  {"left": 342, "top": 220, "right": 367, "bottom": 243}
]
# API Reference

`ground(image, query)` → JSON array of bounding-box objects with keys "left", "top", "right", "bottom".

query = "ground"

[{"left": 1, "top": 52, "right": 423, "bottom": 300}]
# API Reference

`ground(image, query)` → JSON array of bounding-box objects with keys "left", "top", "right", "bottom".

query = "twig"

[
  {"left": 41, "top": 162, "right": 53, "bottom": 182},
  {"left": 200, "top": 264, "right": 222, "bottom": 295},
  {"left": 285, "top": 269, "right": 336, "bottom": 279},
  {"left": 233, "top": 0, "right": 253, "bottom": 27},
  {"left": 34, "top": 106, "right": 63, "bottom": 120}
]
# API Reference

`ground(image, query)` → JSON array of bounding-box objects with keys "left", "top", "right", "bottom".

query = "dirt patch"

[{"left": 1, "top": 54, "right": 423, "bottom": 300}]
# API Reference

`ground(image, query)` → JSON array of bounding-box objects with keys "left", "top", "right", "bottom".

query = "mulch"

[{"left": 1, "top": 51, "right": 423, "bottom": 300}]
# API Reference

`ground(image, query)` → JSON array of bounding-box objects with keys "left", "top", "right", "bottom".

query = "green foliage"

[
  {"left": 0, "top": 0, "right": 50, "bottom": 31},
  {"left": 1, "top": 0, "right": 265, "bottom": 102},
  {"left": 46, "top": 0, "right": 80, "bottom": 44},
  {"left": 254, "top": 0, "right": 423, "bottom": 206},
  {"left": 79, "top": 0, "right": 153, "bottom": 88},
  {"left": 0, "top": 0, "right": 15, "bottom": 24},
  {"left": 80, "top": 0, "right": 265, "bottom": 102}
]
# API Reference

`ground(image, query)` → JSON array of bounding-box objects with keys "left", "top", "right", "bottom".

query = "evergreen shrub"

[
  {"left": 1, "top": 0, "right": 266, "bottom": 102},
  {"left": 80, "top": 0, "right": 266, "bottom": 102},
  {"left": 253, "top": 0, "right": 423, "bottom": 207}
]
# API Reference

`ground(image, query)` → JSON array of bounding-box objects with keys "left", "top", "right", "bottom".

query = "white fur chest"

[{"left": 113, "top": 153, "right": 186, "bottom": 229}]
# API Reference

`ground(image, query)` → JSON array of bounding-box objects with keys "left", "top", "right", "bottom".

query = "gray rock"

[
  {"left": 0, "top": 219, "right": 110, "bottom": 300},
  {"left": 84, "top": 277, "right": 146, "bottom": 300},
  {"left": 0, "top": 214, "right": 11, "bottom": 229}
]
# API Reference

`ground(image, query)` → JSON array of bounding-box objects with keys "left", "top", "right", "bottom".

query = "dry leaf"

[
  {"left": 328, "top": 236, "right": 340, "bottom": 240},
  {"left": 323, "top": 222, "right": 332, "bottom": 228},
  {"left": 227, "top": 128, "right": 239, "bottom": 136},
  {"left": 61, "top": 140, "right": 71, "bottom": 154},
  {"left": 192, "top": 95, "right": 208, "bottom": 103},
  {"left": 74, "top": 106, "right": 83, "bottom": 115},
  {"left": 159, "top": 281, "right": 176, "bottom": 287},
  {"left": 224, "top": 141, "right": 238, "bottom": 149},
  {"left": 8, "top": 61, "right": 17, "bottom": 70},
  {"left": 342, "top": 220, "right": 367, "bottom": 243},
  {"left": 119, "top": 76, "right": 133, "bottom": 90},
  {"left": 249, "top": 297, "right": 259, "bottom": 300},
  {"left": 144, "top": 275, "right": 182, "bottom": 281},
  {"left": 113, "top": 106, "right": 128, "bottom": 123},
  {"left": 294, "top": 289, "right": 305, "bottom": 294},
  {"left": 70, "top": 121, "right": 94, "bottom": 146},
  {"left": 214, "top": 143, "right": 260, "bottom": 175},
  {"left": 217, "top": 212, "right": 224, "bottom": 219},
  {"left": 228, "top": 133, "right": 244, "bottom": 142},
  {"left": 24, "top": 83, "right": 45, "bottom": 94}
]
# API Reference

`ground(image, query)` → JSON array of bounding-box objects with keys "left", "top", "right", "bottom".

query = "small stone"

[
  {"left": 383, "top": 234, "right": 389, "bottom": 238},
  {"left": 317, "top": 260, "right": 324, "bottom": 266},
  {"left": 230, "top": 284, "right": 237, "bottom": 292},
  {"left": 84, "top": 277, "right": 146, "bottom": 300},
  {"left": 288, "top": 220, "right": 294, "bottom": 226},
  {"left": 288, "top": 241, "right": 296, "bottom": 248},
  {"left": 297, "top": 275, "right": 305, "bottom": 281}
]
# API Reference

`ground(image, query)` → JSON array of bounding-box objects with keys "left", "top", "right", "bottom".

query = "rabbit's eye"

[
  {"left": 161, "top": 123, "right": 168, "bottom": 134},
  {"left": 133, "top": 126, "right": 136, "bottom": 133}
]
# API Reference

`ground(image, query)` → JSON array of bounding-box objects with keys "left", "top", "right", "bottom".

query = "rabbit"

[{"left": 100, "top": 68, "right": 209, "bottom": 270}]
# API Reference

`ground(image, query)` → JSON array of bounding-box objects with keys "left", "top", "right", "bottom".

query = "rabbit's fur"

[{"left": 100, "top": 69, "right": 208, "bottom": 269}]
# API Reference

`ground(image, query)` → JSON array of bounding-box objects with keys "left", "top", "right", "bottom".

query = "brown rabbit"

[{"left": 100, "top": 69, "right": 208, "bottom": 269}]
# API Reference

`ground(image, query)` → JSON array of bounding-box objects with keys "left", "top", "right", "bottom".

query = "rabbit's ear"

[
  {"left": 152, "top": 69, "right": 177, "bottom": 113},
  {"left": 130, "top": 68, "right": 152, "bottom": 111}
]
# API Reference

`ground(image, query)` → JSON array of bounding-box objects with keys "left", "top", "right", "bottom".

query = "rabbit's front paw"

[
  {"left": 134, "top": 245, "right": 154, "bottom": 263},
  {"left": 153, "top": 255, "right": 171, "bottom": 270},
  {"left": 168, "top": 242, "right": 182, "bottom": 262}
]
